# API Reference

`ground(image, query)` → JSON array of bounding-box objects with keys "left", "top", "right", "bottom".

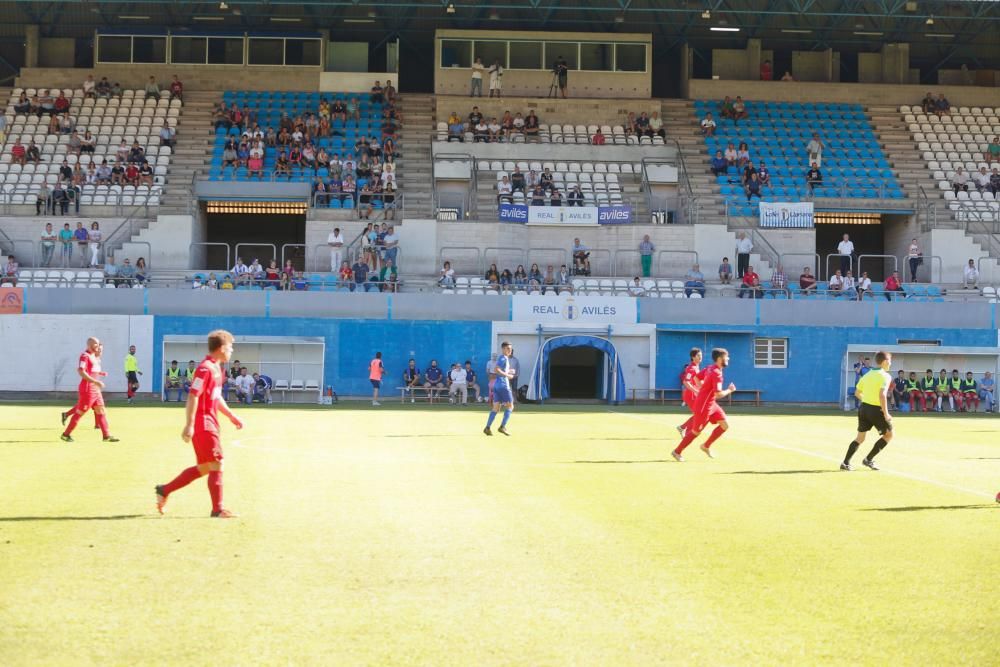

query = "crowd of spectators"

[
  {"left": 439, "top": 260, "right": 574, "bottom": 294},
  {"left": 403, "top": 358, "right": 485, "bottom": 404},
  {"left": 447, "top": 106, "right": 541, "bottom": 143},
  {"left": 920, "top": 92, "right": 951, "bottom": 117}
]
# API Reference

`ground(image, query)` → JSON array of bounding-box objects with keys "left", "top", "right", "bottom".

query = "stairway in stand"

[
  {"left": 157, "top": 90, "right": 216, "bottom": 216},
  {"left": 396, "top": 94, "right": 435, "bottom": 219}
]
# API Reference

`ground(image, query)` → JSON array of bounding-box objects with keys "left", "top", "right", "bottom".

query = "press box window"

[{"left": 754, "top": 338, "right": 787, "bottom": 368}]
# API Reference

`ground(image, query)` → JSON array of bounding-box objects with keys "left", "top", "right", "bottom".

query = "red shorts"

[
  {"left": 192, "top": 431, "right": 223, "bottom": 465},
  {"left": 692, "top": 404, "right": 727, "bottom": 432},
  {"left": 683, "top": 394, "right": 697, "bottom": 412},
  {"left": 74, "top": 390, "right": 104, "bottom": 412}
]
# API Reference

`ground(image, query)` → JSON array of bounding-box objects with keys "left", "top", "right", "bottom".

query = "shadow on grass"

[
  {"left": 962, "top": 457, "right": 1000, "bottom": 460},
  {"left": 571, "top": 459, "right": 674, "bottom": 464},
  {"left": 582, "top": 437, "right": 664, "bottom": 441},
  {"left": 861, "top": 505, "right": 996, "bottom": 512},
  {"left": 0, "top": 514, "right": 146, "bottom": 522},
  {"left": 0, "top": 440, "right": 53, "bottom": 444},
  {"left": 723, "top": 469, "right": 836, "bottom": 475}
]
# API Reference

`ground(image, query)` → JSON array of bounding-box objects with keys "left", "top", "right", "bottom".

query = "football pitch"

[{"left": 0, "top": 403, "right": 997, "bottom": 665}]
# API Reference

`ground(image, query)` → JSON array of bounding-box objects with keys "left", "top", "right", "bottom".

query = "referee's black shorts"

[
  {"left": 126, "top": 371, "right": 139, "bottom": 384},
  {"left": 857, "top": 403, "right": 892, "bottom": 435}
]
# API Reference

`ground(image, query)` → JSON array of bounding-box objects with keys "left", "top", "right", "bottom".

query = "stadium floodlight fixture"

[
  {"left": 925, "top": 33, "right": 955, "bottom": 38},
  {"left": 489, "top": 9, "right": 500, "bottom": 20},
  {"left": 270, "top": 17, "right": 301, "bottom": 22},
  {"left": 119, "top": 15, "right": 150, "bottom": 20},
  {"left": 710, "top": 26, "right": 740, "bottom": 32},
  {"left": 853, "top": 31, "right": 884, "bottom": 36},
  {"left": 781, "top": 29, "right": 813, "bottom": 34},
  {"left": 614, "top": 13, "right": 625, "bottom": 23},
  {"left": 925, "top": 16, "right": 934, "bottom": 25},
  {"left": 219, "top": 1, "right": 228, "bottom": 10},
  {"left": 446, "top": 3, "right": 456, "bottom": 14},
  {"left": 193, "top": 15, "right": 225, "bottom": 20}
]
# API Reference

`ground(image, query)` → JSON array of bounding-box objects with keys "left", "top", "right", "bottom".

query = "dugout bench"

[{"left": 631, "top": 387, "right": 763, "bottom": 407}]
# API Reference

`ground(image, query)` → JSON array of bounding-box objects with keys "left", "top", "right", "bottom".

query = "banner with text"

[
  {"left": 528, "top": 206, "right": 598, "bottom": 225},
  {"left": 759, "top": 201, "right": 814, "bottom": 228},
  {"left": 499, "top": 203, "right": 529, "bottom": 223},
  {"left": 511, "top": 294, "right": 637, "bottom": 324},
  {"left": 597, "top": 205, "right": 633, "bottom": 225}
]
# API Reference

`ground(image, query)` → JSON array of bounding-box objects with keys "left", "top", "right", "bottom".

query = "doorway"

[
  {"left": 206, "top": 212, "right": 306, "bottom": 271},
  {"left": 548, "top": 346, "right": 604, "bottom": 399},
  {"left": 816, "top": 223, "right": 884, "bottom": 280}
]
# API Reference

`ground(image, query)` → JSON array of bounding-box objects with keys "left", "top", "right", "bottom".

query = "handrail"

[
  {"left": 655, "top": 250, "right": 699, "bottom": 278},
  {"left": 235, "top": 243, "right": 277, "bottom": 266},
  {"left": 104, "top": 196, "right": 158, "bottom": 263},
  {"left": 439, "top": 246, "right": 482, "bottom": 275},
  {"left": 750, "top": 228, "right": 781, "bottom": 271},
  {"left": 824, "top": 252, "right": 853, "bottom": 280},
  {"left": 280, "top": 243, "right": 306, "bottom": 268},
  {"left": 857, "top": 254, "right": 899, "bottom": 281},
  {"left": 780, "top": 253, "right": 821, "bottom": 277},
  {"left": 432, "top": 151, "right": 476, "bottom": 220}
]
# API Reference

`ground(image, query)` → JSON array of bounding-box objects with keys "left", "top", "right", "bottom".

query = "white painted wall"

[
  {"left": 928, "top": 228, "right": 1000, "bottom": 283},
  {"left": 131, "top": 214, "right": 195, "bottom": 270},
  {"left": 0, "top": 315, "right": 153, "bottom": 392}
]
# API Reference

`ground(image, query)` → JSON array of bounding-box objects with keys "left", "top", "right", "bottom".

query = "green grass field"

[{"left": 0, "top": 402, "right": 997, "bottom": 665}]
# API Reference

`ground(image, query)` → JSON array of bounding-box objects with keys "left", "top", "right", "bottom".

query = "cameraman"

[{"left": 553, "top": 56, "right": 568, "bottom": 98}]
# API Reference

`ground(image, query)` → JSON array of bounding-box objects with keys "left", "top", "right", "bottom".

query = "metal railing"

[
  {"left": 749, "top": 229, "right": 781, "bottom": 271},
  {"left": 439, "top": 247, "right": 482, "bottom": 275},
  {"left": 655, "top": 250, "right": 699, "bottom": 278},
  {"left": 527, "top": 247, "right": 569, "bottom": 272},
  {"left": 310, "top": 190, "right": 403, "bottom": 220},
  {"left": 0, "top": 186, "right": 158, "bottom": 218},
  {"left": 483, "top": 247, "right": 528, "bottom": 275},
  {"left": 235, "top": 243, "right": 278, "bottom": 267},
  {"left": 642, "top": 148, "right": 701, "bottom": 225},
  {"left": 857, "top": 254, "right": 899, "bottom": 281},
  {"left": 0, "top": 237, "right": 37, "bottom": 266},
  {"left": 824, "top": 253, "right": 853, "bottom": 280},
  {"left": 280, "top": 243, "right": 306, "bottom": 268},
  {"left": 780, "top": 253, "right": 821, "bottom": 277},
  {"left": 433, "top": 152, "right": 477, "bottom": 220}
]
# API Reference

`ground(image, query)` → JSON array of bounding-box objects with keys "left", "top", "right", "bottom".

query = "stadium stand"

[
  {"left": 0, "top": 86, "right": 172, "bottom": 210},
  {"left": 696, "top": 99, "right": 905, "bottom": 218}
]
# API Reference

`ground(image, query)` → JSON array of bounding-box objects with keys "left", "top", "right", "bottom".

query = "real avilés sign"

[
  {"left": 499, "top": 204, "right": 633, "bottom": 225},
  {"left": 511, "top": 294, "right": 637, "bottom": 324}
]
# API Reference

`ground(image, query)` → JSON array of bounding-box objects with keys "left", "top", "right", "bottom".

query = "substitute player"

[
  {"left": 483, "top": 341, "right": 515, "bottom": 436},
  {"left": 841, "top": 350, "right": 893, "bottom": 471},
  {"left": 155, "top": 329, "right": 243, "bottom": 518},
  {"left": 60, "top": 337, "right": 119, "bottom": 442},
  {"left": 124, "top": 344, "right": 142, "bottom": 404},
  {"left": 676, "top": 347, "right": 703, "bottom": 435},
  {"left": 672, "top": 348, "right": 735, "bottom": 461}
]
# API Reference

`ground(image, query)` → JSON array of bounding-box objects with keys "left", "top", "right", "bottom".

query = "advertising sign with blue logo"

[
  {"left": 511, "top": 294, "right": 637, "bottom": 324},
  {"left": 499, "top": 203, "right": 529, "bottom": 222},
  {"left": 597, "top": 205, "right": 632, "bottom": 224},
  {"left": 504, "top": 205, "right": 634, "bottom": 225}
]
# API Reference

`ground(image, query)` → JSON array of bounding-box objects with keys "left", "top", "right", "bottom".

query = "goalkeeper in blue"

[{"left": 484, "top": 341, "right": 515, "bottom": 436}]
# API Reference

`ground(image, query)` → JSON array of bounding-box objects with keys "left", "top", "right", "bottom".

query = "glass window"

[
  {"left": 440, "top": 40, "right": 471, "bottom": 68},
  {"left": 544, "top": 43, "right": 577, "bottom": 70},
  {"left": 508, "top": 41, "right": 542, "bottom": 70},
  {"left": 249, "top": 38, "right": 284, "bottom": 65},
  {"left": 754, "top": 338, "right": 788, "bottom": 368},
  {"left": 171, "top": 37, "right": 207, "bottom": 64},
  {"left": 616, "top": 43, "right": 646, "bottom": 72},
  {"left": 208, "top": 37, "right": 244, "bottom": 65},
  {"left": 580, "top": 43, "right": 612, "bottom": 71},
  {"left": 98, "top": 36, "right": 131, "bottom": 63},
  {"left": 132, "top": 36, "right": 166, "bottom": 64},
  {"left": 285, "top": 39, "right": 321, "bottom": 66},
  {"left": 473, "top": 41, "right": 507, "bottom": 69}
]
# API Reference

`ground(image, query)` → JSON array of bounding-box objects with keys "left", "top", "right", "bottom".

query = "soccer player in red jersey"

[
  {"left": 155, "top": 329, "right": 243, "bottom": 518},
  {"left": 676, "top": 347, "right": 703, "bottom": 435},
  {"left": 60, "top": 337, "right": 119, "bottom": 442},
  {"left": 672, "top": 347, "right": 735, "bottom": 461}
]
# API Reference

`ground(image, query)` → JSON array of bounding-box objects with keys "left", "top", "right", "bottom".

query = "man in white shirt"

[
  {"left": 828, "top": 269, "right": 845, "bottom": 294},
  {"left": 837, "top": 233, "right": 854, "bottom": 275},
  {"left": 735, "top": 232, "right": 753, "bottom": 279},
  {"left": 841, "top": 270, "right": 856, "bottom": 299},
  {"left": 700, "top": 112, "right": 716, "bottom": 136},
  {"left": 497, "top": 175, "right": 513, "bottom": 204},
  {"left": 963, "top": 258, "right": 979, "bottom": 288},
  {"left": 950, "top": 167, "right": 969, "bottom": 193},
  {"left": 234, "top": 367, "right": 256, "bottom": 405},
  {"left": 488, "top": 59, "right": 503, "bottom": 98},
  {"left": 974, "top": 166, "right": 992, "bottom": 192},
  {"left": 448, "top": 363, "right": 469, "bottom": 404},
  {"left": 327, "top": 227, "right": 344, "bottom": 272},
  {"left": 231, "top": 257, "right": 250, "bottom": 284},
  {"left": 470, "top": 57, "right": 485, "bottom": 97},
  {"left": 856, "top": 271, "right": 872, "bottom": 300},
  {"left": 806, "top": 133, "right": 824, "bottom": 168}
]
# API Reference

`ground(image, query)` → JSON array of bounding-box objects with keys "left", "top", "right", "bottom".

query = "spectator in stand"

[
  {"left": 806, "top": 162, "right": 823, "bottom": 191},
  {"left": 990, "top": 168, "right": 1000, "bottom": 195},
  {"left": 169, "top": 75, "right": 183, "bottom": 101},
  {"left": 986, "top": 137, "right": 1000, "bottom": 165},
  {"left": 974, "top": 166, "right": 992, "bottom": 192},
  {"left": 120, "top": 258, "right": 136, "bottom": 286},
  {"left": 700, "top": 112, "right": 716, "bottom": 137},
  {"left": 757, "top": 161, "right": 770, "bottom": 189},
  {"left": 499, "top": 269, "right": 513, "bottom": 293},
  {"left": 104, "top": 256, "right": 122, "bottom": 287},
  {"left": 135, "top": 258, "right": 148, "bottom": 285},
  {"left": 327, "top": 227, "right": 344, "bottom": 272},
  {"left": 736, "top": 142, "right": 750, "bottom": 168},
  {"left": 524, "top": 111, "right": 540, "bottom": 141},
  {"left": 979, "top": 371, "right": 995, "bottom": 412},
  {"left": 639, "top": 235, "right": 655, "bottom": 278},
  {"left": 1, "top": 255, "right": 18, "bottom": 286},
  {"left": 26, "top": 140, "right": 41, "bottom": 164},
  {"left": 628, "top": 277, "right": 646, "bottom": 297},
  {"left": 760, "top": 59, "right": 773, "bottom": 81},
  {"left": 424, "top": 361, "right": 446, "bottom": 401},
  {"left": 806, "top": 132, "right": 824, "bottom": 168},
  {"left": 35, "top": 182, "right": 50, "bottom": 215},
  {"left": 553, "top": 55, "right": 568, "bottom": 98},
  {"left": 512, "top": 112, "right": 526, "bottom": 137},
  {"left": 920, "top": 92, "right": 936, "bottom": 114},
  {"left": 907, "top": 238, "right": 922, "bottom": 282},
  {"left": 963, "top": 258, "right": 979, "bottom": 288},
  {"left": 719, "top": 96, "right": 736, "bottom": 121},
  {"left": 799, "top": 266, "right": 817, "bottom": 294},
  {"left": 488, "top": 59, "right": 504, "bottom": 98},
  {"left": 883, "top": 270, "right": 903, "bottom": 300},
  {"left": 263, "top": 260, "right": 280, "bottom": 289},
  {"left": 539, "top": 167, "right": 554, "bottom": 192},
  {"left": 144, "top": 76, "right": 161, "bottom": 101},
  {"left": 125, "top": 162, "right": 140, "bottom": 186},
  {"left": 505, "top": 167, "right": 525, "bottom": 196},
  {"left": 710, "top": 150, "right": 728, "bottom": 177},
  {"left": 530, "top": 185, "right": 546, "bottom": 206},
  {"left": 732, "top": 96, "right": 748, "bottom": 124},
  {"left": 447, "top": 112, "right": 465, "bottom": 142},
  {"left": 474, "top": 118, "right": 489, "bottom": 143},
  {"left": 770, "top": 264, "right": 789, "bottom": 298},
  {"left": 487, "top": 117, "right": 502, "bottom": 142},
  {"left": 82, "top": 75, "right": 96, "bottom": 99},
  {"left": 738, "top": 266, "right": 762, "bottom": 299},
  {"left": 568, "top": 184, "right": 584, "bottom": 207},
  {"left": 781, "top": 71, "right": 795, "bottom": 81},
  {"left": 950, "top": 166, "right": 969, "bottom": 193},
  {"left": 592, "top": 128, "right": 606, "bottom": 145},
  {"left": 856, "top": 271, "right": 872, "bottom": 300},
  {"left": 745, "top": 172, "right": 762, "bottom": 203},
  {"left": 159, "top": 122, "right": 176, "bottom": 148},
  {"left": 684, "top": 265, "right": 705, "bottom": 298},
  {"left": 557, "top": 265, "right": 572, "bottom": 294},
  {"left": 351, "top": 256, "right": 371, "bottom": 292},
  {"left": 87, "top": 222, "right": 102, "bottom": 267},
  {"left": 470, "top": 57, "right": 485, "bottom": 97},
  {"left": 279, "top": 259, "right": 295, "bottom": 291},
  {"left": 648, "top": 111, "right": 665, "bottom": 139},
  {"left": 934, "top": 93, "right": 951, "bottom": 117},
  {"left": 9, "top": 139, "right": 25, "bottom": 166},
  {"left": 549, "top": 188, "right": 563, "bottom": 206},
  {"left": 572, "top": 238, "right": 591, "bottom": 275},
  {"left": 58, "top": 222, "right": 73, "bottom": 267},
  {"left": 379, "top": 259, "right": 398, "bottom": 293},
  {"left": 370, "top": 81, "right": 384, "bottom": 104},
  {"left": 513, "top": 265, "right": 527, "bottom": 291},
  {"left": 718, "top": 257, "right": 733, "bottom": 284},
  {"left": 528, "top": 263, "right": 543, "bottom": 292},
  {"left": 338, "top": 261, "right": 352, "bottom": 286},
  {"left": 73, "top": 221, "right": 89, "bottom": 267},
  {"left": 735, "top": 232, "right": 752, "bottom": 279},
  {"left": 541, "top": 266, "right": 557, "bottom": 295},
  {"left": 724, "top": 143, "right": 738, "bottom": 166},
  {"left": 828, "top": 269, "right": 845, "bottom": 296},
  {"left": 438, "top": 261, "right": 455, "bottom": 288},
  {"left": 51, "top": 182, "right": 70, "bottom": 215}
]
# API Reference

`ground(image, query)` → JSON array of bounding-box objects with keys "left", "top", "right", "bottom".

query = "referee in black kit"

[{"left": 841, "top": 350, "right": 894, "bottom": 471}]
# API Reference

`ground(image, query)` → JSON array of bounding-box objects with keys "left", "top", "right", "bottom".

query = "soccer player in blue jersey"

[{"left": 484, "top": 341, "right": 515, "bottom": 436}]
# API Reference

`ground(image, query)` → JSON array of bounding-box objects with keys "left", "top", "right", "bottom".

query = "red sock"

[
  {"left": 162, "top": 466, "right": 202, "bottom": 496},
  {"left": 680, "top": 416, "right": 692, "bottom": 430},
  {"left": 702, "top": 425, "right": 726, "bottom": 449},
  {"left": 63, "top": 410, "right": 83, "bottom": 436},
  {"left": 207, "top": 471, "right": 223, "bottom": 513},
  {"left": 96, "top": 413, "right": 110, "bottom": 438},
  {"left": 675, "top": 429, "right": 698, "bottom": 454},
  {"left": 127, "top": 385, "right": 134, "bottom": 399}
]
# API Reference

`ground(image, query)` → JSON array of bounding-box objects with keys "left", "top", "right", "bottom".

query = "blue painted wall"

[
  {"left": 152, "top": 317, "right": 493, "bottom": 396},
  {"left": 655, "top": 325, "right": 998, "bottom": 403}
]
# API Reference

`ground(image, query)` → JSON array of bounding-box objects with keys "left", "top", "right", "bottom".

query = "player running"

[
  {"left": 155, "top": 329, "right": 243, "bottom": 518},
  {"left": 841, "top": 350, "right": 893, "bottom": 471},
  {"left": 483, "top": 341, "right": 515, "bottom": 436},
  {"left": 124, "top": 345, "right": 142, "bottom": 404},
  {"left": 60, "top": 337, "right": 119, "bottom": 442},
  {"left": 676, "top": 347, "right": 703, "bottom": 435},
  {"left": 672, "top": 347, "right": 735, "bottom": 461}
]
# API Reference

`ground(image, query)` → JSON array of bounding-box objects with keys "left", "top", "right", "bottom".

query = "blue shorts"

[
  {"left": 493, "top": 383, "right": 513, "bottom": 405},
  {"left": 370, "top": 379, "right": 381, "bottom": 389}
]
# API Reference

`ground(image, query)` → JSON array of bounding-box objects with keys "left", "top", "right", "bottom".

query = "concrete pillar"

[
  {"left": 746, "top": 38, "right": 761, "bottom": 81},
  {"left": 823, "top": 48, "right": 834, "bottom": 82},
  {"left": 25, "top": 24, "right": 39, "bottom": 68},
  {"left": 880, "top": 43, "right": 910, "bottom": 84},
  {"left": 679, "top": 45, "right": 692, "bottom": 99}
]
